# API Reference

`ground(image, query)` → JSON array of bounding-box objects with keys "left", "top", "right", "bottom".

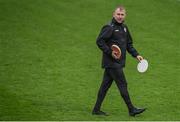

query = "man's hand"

[
  {"left": 136, "top": 55, "right": 143, "bottom": 62},
  {"left": 112, "top": 51, "right": 120, "bottom": 59}
]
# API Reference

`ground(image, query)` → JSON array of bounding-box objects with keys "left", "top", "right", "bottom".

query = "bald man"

[{"left": 92, "top": 5, "right": 146, "bottom": 116}]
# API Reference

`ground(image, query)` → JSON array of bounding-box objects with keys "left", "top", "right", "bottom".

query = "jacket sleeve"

[
  {"left": 126, "top": 26, "right": 139, "bottom": 57},
  {"left": 96, "top": 25, "right": 113, "bottom": 55}
]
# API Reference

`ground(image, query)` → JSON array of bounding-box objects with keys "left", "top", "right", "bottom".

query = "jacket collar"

[{"left": 112, "top": 18, "right": 124, "bottom": 26}]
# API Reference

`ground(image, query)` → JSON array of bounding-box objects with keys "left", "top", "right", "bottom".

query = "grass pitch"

[{"left": 0, "top": 0, "right": 180, "bottom": 120}]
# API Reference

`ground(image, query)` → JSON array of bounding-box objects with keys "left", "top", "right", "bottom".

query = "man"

[{"left": 92, "top": 5, "right": 146, "bottom": 116}]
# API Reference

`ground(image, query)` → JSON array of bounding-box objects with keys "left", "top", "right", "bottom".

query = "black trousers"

[{"left": 93, "top": 68, "right": 134, "bottom": 111}]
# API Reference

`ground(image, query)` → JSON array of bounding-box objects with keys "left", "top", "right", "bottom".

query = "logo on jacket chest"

[
  {"left": 113, "top": 27, "right": 127, "bottom": 43},
  {"left": 114, "top": 27, "right": 127, "bottom": 33},
  {"left": 124, "top": 27, "right": 127, "bottom": 32}
]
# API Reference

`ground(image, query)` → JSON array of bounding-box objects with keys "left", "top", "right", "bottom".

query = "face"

[{"left": 113, "top": 8, "right": 126, "bottom": 23}]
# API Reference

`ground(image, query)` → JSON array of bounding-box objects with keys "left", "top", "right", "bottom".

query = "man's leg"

[
  {"left": 109, "top": 68, "right": 146, "bottom": 116},
  {"left": 93, "top": 68, "right": 113, "bottom": 113},
  {"left": 109, "top": 68, "right": 134, "bottom": 111}
]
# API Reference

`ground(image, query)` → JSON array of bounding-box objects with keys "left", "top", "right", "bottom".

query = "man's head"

[{"left": 113, "top": 5, "right": 126, "bottom": 23}]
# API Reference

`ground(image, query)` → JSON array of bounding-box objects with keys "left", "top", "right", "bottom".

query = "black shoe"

[
  {"left": 92, "top": 110, "right": 109, "bottom": 116},
  {"left": 129, "top": 107, "right": 146, "bottom": 116}
]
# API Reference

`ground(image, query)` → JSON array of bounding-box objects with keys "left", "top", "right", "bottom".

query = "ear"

[{"left": 113, "top": 12, "right": 115, "bottom": 17}]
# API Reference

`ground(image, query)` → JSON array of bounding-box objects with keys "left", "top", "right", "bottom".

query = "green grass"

[{"left": 0, "top": 0, "right": 180, "bottom": 120}]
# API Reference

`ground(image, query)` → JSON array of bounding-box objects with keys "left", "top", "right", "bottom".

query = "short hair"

[{"left": 114, "top": 5, "right": 126, "bottom": 12}]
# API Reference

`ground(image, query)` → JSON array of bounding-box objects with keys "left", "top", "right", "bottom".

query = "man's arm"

[
  {"left": 96, "top": 25, "right": 113, "bottom": 55},
  {"left": 126, "top": 26, "right": 143, "bottom": 61}
]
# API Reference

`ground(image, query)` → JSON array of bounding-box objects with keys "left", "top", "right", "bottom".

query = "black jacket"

[{"left": 96, "top": 18, "right": 139, "bottom": 68}]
